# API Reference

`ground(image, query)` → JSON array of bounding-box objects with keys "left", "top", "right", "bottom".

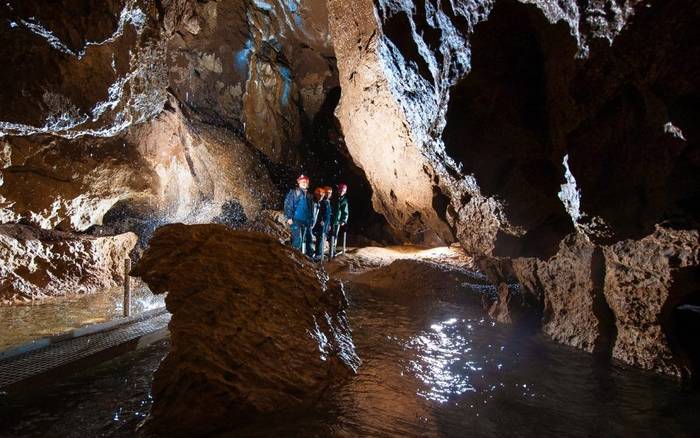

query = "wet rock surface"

[
  {"left": 0, "top": 0, "right": 698, "bottom": 382},
  {"left": 525, "top": 235, "right": 610, "bottom": 354},
  {"left": 167, "top": 0, "right": 337, "bottom": 164},
  {"left": 350, "top": 258, "right": 490, "bottom": 304},
  {"left": 131, "top": 223, "right": 360, "bottom": 435},
  {"left": 0, "top": 224, "right": 136, "bottom": 303},
  {"left": 482, "top": 226, "right": 699, "bottom": 378}
]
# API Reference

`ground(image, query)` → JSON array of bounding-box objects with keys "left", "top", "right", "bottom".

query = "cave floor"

[
  {"left": 1, "top": 248, "right": 699, "bottom": 437},
  {"left": 325, "top": 244, "right": 475, "bottom": 277}
]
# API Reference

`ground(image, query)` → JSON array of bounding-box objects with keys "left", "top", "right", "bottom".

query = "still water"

[
  {"left": 1, "top": 283, "right": 698, "bottom": 437},
  {"left": 0, "top": 282, "right": 164, "bottom": 351}
]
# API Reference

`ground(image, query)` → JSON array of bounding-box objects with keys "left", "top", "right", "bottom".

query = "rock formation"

[
  {"left": 0, "top": 224, "right": 136, "bottom": 303},
  {"left": 350, "top": 257, "right": 491, "bottom": 304},
  {"left": 603, "top": 227, "right": 699, "bottom": 378},
  {"left": 326, "top": 0, "right": 700, "bottom": 379},
  {"left": 0, "top": 0, "right": 322, "bottom": 302},
  {"left": 0, "top": 0, "right": 697, "bottom": 381},
  {"left": 132, "top": 223, "right": 360, "bottom": 435},
  {"left": 330, "top": 0, "right": 699, "bottom": 252}
]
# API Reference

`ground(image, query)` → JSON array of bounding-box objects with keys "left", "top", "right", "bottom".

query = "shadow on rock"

[{"left": 131, "top": 224, "right": 360, "bottom": 436}]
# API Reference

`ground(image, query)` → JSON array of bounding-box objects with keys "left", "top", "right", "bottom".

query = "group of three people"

[{"left": 283, "top": 174, "right": 349, "bottom": 259}]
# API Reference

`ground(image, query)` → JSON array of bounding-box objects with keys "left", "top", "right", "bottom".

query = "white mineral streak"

[{"left": 0, "top": 1, "right": 166, "bottom": 139}]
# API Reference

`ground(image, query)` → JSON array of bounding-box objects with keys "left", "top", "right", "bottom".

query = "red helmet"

[
  {"left": 338, "top": 183, "right": 348, "bottom": 191},
  {"left": 297, "top": 174, "right": 309, "bottom": 182}
]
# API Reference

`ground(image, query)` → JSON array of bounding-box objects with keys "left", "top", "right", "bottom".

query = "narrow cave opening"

[
  {"left": 295, "top": 86, "right": 398, "bottom": 245},
  {"left": 442, "top": 0, "right": 577, "bottom": 258}
]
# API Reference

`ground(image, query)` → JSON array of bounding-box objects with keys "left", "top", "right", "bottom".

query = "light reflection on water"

[
  {"left": 406, "top": 316, "right": 540, "bottom": 405},
  {"left": 1, "top": 283, "right": 699, "bottom": 437}
]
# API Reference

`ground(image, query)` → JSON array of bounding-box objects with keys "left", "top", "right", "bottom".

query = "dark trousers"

[
  {"left": 314, "top": 224, "right": 329, "bottom": 258},
  {"left": 291, "top": 221, "right": 313, "bottom": 255},
  {"left": 332, "top": 223, "right": 344, "bottom": 242},
  {"left": 331, "top": 223, "right": 346, "bottom": 256}
]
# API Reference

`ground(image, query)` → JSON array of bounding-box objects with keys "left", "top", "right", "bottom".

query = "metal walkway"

[{"left": 0, "top": 308, "right": 170, "bottom": 389}]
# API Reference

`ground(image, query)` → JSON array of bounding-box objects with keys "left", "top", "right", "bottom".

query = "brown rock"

[
  {"left": 1, "top": 94, "right": 277, "bottom": 236},
  {"left": 167, "top": 0, "right": 337, "bottom": 164},
  {"left": 603, "top": 226, "right": 700, "bottom": 377},
  {"left": 529, "top": 235, "right": 613, "bottom": 354},
  {"left": 350, "top": 258, "right": 491, "bottom": 303},
  {"left": 245, "top": 209, "right": 291, "bottom": 243},
  {"left": 327, "top": 0, "right": 456, "bottom": 245},
  {"left": 131, "top": 224, "right": 360, "bottom": 435},
  {"left": 0, "top": 224, "right": 136, "bottom": 303}
]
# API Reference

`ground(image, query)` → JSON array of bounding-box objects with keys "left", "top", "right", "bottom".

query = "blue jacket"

[
  {"left": 313, "top": 199, "right": 332, "bottom": 229},
  {"left": 284, "top": 188, "right": 313, "bottom": 225}
]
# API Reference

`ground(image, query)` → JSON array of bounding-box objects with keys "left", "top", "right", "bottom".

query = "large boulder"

[
  {"left": 132, "top": 224, "right": 360, "bottom": 435},
  {"left": 0, "top": 224, "right": 136, "bottom": 303}
]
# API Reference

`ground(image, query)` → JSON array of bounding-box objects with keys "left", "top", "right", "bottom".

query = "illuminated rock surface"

[
  {"left": 603, "top": 227, "right": 699, "bottom": 379},
  {"left": 327, "top": 0, "right": 699, "bottom": 378},
  {"left": 0, "top": 224, "right": 136, "bottom": 303},
  {"left": 0, "top": 0, "right": 698, "bottom": 381},
  {"left": 132, "top": 223, "right": 360, "bottom": 435}
]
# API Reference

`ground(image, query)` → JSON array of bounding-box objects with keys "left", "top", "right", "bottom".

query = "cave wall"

[
  {"left": 327, "top": 0, "right": 456, "bottom": 244},
  {"left": 327, "top": 0, "right": 700, "bottom": 378},
  {"left": 166, "top": 0, "right": 338, "bottom": 164},
  {"left": 0, "top": 0, "right": 698, "bottom": 381},
  {"left": 0, "top": 0, "right": 360, "bottom": 302},
  {"left": 0, "top": 0, "right": 342, "bottom": 233}
]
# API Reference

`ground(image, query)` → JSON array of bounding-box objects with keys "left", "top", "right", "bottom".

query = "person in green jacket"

[{"left": 331, "top": 183, "right": 349, "bottom": 256}]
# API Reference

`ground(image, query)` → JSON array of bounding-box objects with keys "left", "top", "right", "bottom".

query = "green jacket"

[{"left": 333, "top": 195, "right": 349, "bottom": 225}]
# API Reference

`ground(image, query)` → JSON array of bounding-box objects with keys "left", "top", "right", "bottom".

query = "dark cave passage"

[{"left": 443, "top": 0, "right": 577, "bottom": 258}]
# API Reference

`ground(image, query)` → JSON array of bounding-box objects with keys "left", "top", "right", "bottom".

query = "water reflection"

[
  {"left": 407, "top": 317, "right": 476, "bottom": 403},
  {"left": 1, "top": 283, "right": 699, "bottom": 437},
  {"left": 0, "top": 281, "right": 165, "bottom": 350},
  {"left": 405, "top": 316, "right": 539, "bottom": 409}
]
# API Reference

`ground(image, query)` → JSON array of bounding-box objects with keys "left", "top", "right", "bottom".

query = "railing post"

[
  {"left": 123, "top": 258, "right": 131, "bottom": 317},
  {"left": 320, "top": 232, "right": 325, "bottom": 264},
  {"left": 330, "top": 227, "right": 336, "bottom": 259}
]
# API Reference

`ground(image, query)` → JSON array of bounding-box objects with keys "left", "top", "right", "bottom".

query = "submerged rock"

[
  {"left": 0, "top": 224, "right": 136, "bottom": 304},
  {"left": 132, "top": 223, "right": 360, "bottom": 435}
]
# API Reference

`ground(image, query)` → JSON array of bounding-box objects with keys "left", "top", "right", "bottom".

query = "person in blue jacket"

[
  {"left": 313, "top": 186, "right": 333, "bottom": 259},
  {"left": 284, "top": 174, "right": 314, "bottom": 255}
]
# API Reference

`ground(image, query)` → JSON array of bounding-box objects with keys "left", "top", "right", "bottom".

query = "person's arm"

[
  {"left": 283, "top": 190, "right": 295, "bottom": 224},
  {"left": 340, "top": 199, "right": 349, "bottom": 225},
  {"left": 327, "top": 204, "right": 333, "bottom": 224}
]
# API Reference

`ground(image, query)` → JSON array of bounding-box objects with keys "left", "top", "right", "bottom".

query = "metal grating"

[{"left": 0, "top": 310, "right": 170, "bottom": 388}]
